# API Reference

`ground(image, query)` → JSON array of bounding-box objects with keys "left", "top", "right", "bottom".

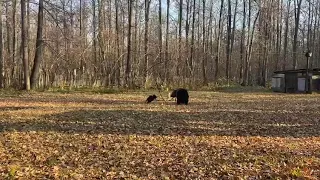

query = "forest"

[{"left": 0, "top": 0, "right": 319, "bottom": 90}]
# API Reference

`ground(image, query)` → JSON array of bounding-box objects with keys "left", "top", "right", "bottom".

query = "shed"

[{"left": 272, "top": 68, "right": 320, "bottom": 93}]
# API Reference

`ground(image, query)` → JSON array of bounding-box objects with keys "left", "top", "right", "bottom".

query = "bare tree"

[
  {"left": 0, "top": 1, "right": 3, "bottom": 88},
  {"left": 215, "top": 0, "right": 224, "bottom": 80},
  {"left": 125, "top": 0, "right": 133, "bottom": 87},
  {"left": 282, "top": 0, "right": 291, "bottom": 70},
  {"left": 144, "top": 0, "right": 151, "bottom": 87},
  {"left": 239, "top": 0, "right": 246, "bottom": 83},
  {"left": 158, "top": 0, "right": 162, "bottom": 68},
  {"left": 21, "top": 0, "right": 30, "bottom": 90},
  {"left": 292, "top": 0, "right": 302, "bottom": 69},
  {"left": 30, "top": 0, "right": 44, "bottom": 89},
  {"left": 189, "top": 0, "right": 196, "bottom": 79},
  {"left": 178, "top": 0, "right": 182, "bottom": 77},
  {"left": 202, "top": 0, "right": 207, "bottom": 85},
  {"left": 164, "top": 0, "right": 170, "bottom": 85}
]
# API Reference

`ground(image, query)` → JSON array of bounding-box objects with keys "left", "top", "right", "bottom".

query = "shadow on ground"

[{"left": 1, "top": 109, "right": 319, "bottom": 137}]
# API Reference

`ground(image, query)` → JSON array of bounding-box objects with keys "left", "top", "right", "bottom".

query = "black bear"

[
  {"left": 146, "top": 95, "right": 157, "bottom": 103},
  {"left": 171, "top": 88, "right": 189, "bottom": 105}
]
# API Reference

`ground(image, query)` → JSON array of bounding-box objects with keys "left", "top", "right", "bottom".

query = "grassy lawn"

[{"left": 0, "top": 90, "right": 319, "bottom": 179}]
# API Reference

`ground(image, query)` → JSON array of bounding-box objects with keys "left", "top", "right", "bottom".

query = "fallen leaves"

[{"left": 0, "top": 91, "right": 320, "bottom": 179}]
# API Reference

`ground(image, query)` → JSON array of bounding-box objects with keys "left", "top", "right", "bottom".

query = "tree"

[
  {"left": 164, "top": 0, "right": 170, "bottom": 85},
  {"left": 202, "top": 0, "right": 207, "bottom": 85},
  {"left": 158, "top": 0, "right": 162, "bottom": 69},
  {"left": 0, "top": 1, "right": 3, "bottom": 88},
  {"left": 226, "top": 0, "right": 232, "bottom": 82},
  {"left": 215, "top": 0, "right": 224, "bottom": 79},
  {"left": 282, "top": 0, "right": 291, "bottom": 70},
  {"left": 178, "top": 0, "right": 182, "bottom": 77},
  {"left": 239, "top": 0, "right": 246, "bottom": 83},
  {"left": 144, "top": 0, "right": 151, "bottom": 88},
  {"left": 21, "top": 0, "right": 30, "bottom": 90},
  {"left": 125, "top": 0, "right": 133, "bottom": 87},
  {"left": 292, "top": 0, "right": 302, "bottom": 69},
  {"left": 189, "top": 0, "right": 196, "bottom": 79},
  {"left": 30, "top": 0, "right": 44, "bottom": 89}
]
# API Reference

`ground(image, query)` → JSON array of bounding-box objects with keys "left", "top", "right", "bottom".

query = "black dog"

[
  {"left": 170, "top": 88, "right": 189, "bottom": 105},
  {"left": 146, "top": 95, "right": 157, "bottom": 103}
]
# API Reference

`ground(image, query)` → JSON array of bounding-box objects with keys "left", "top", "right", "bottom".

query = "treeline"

[{"left": 0, "top": 0, "right": 319, "bottom": 90}]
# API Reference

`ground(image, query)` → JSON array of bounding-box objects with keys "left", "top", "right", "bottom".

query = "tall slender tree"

[
  {"left": 164, "top": 0, "right": 170, "bottom": 85},
  {"left": 292, "top": 0, "right": 303, "bottom": 69},
  {"left": 0, "top": 1, "right": 3, "bottom": 88},
  {"left": 144, "top": 0, "right": 151, "bottom": 87},
  {"left": 30, "top": 0, "right": 44, "bottom": 89},
  {"left": 21, "top": 0, "right": 30, "bottom": 90},
  {"left": 126, "top": 0, "right": 133, "bottom": 87},
  {"left": 215, "top": 0, "right": 224, "bottom": 79}
]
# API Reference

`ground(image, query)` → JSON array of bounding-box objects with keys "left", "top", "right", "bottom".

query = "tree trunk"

[
  {"left": 185, "top": 0, "right": 190, "bottom": 79},
  {"left": 226, "top": 0, "right": 232, "bottom": 83},
  {"left": 190, "top": 0, "right": 196, "bottom": 79},
  {"left": 0, "top": 1, "right": 3, "bottom": 88},
  {"left": 115, "top": 0, "right": 120, "bottom": 87},
  {"left": 178, "top": 0, "right": 182, "bottom": 77},
  {"left": 30, "top": 0, "right": 44, "bottom": 89},
  {"left": 164, "top": 0, "right": 170, "bottom": 85},
  {"left": 239, "top": 0, "right": 246, "bottom": 83},
  {"left": 292, "top": 0, "right": 302, "bottom": 69},
  {"left": 282, "top": 0, "right": 291, "bottom": 70},
  {"left": 12, "top": 0, "right": 17, "bottom": 86},
  {"left": 125, "top": 0, "right": 133, "bottom": 87},
  {"left": 230, "top": 0, "right": 238, "bottom": 81},
  {"left": 215, "top": 0, "right": 224, "bottom": 80},
  {"left": 158, "top": 0, "right": 162, "bottom": 68},
  {"left": 21, "top": 0, "right": 30, "bottom": 90},
  {"left": 144, "top": 0, "right": 151, "bottom": 88},
  {"left": 92, "top": 0, "right": 97, "bottom": 73},
  {"left": 202, "top": 0, "right": 207, "bottom": 85}
]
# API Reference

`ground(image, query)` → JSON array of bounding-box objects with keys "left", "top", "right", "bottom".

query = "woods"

[{"left": 0, "top": 0, "right": 319, "bottom": 90}]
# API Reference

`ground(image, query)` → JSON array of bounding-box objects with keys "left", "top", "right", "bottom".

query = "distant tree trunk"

[
  {"left": 5, "top": 2, "right": 11, "bottom": 86},
  {"left": 246, "top": 9, "right": 260, "bottom": 86},
  {"left": 125, "top": 0, "right": 133, "bottom": 87},
  {"left": 207, "top": 1, "right": 214, "bottom": 77},
  {"left": 164, "top": 0, "right": 170, "bottom": 85},
  {"left": 230, "top": 0, "right": 238, "bottom": 80},
  {"left": 21, "top": 0, "right": 30, "bottom": 90},
  {"left": 243, "top": 0, "right": 260, "bottom": 86},
  {"left": 275, "top": 0, "right": 283, "bottom": 71},
  {"left": 115, "top": 0, "right": 121, "bottom": 87},
  {"left": 92, "top": 0, "right": 97, "bottom": 70},
  {"left": 12, "top": 0, "right": 17, "bottom": 86},
  {"left": 189, "top": 0, "right": 196, "bottom": 79},
  {"left": 0, "top": 1, "right": 3, "bottom": 88},
  {"left": 282, "top": 0, "right": 291, "bottom": 70},
  {"left": 292, "top": 0, "right": 302, "bottom": 69},
  {"left": 158, "top": 0, "right": 162, "bottom": 67},
  {"left": 185, "top": 0, "right": 190, "bottom": 79},
  {"left": 178, "top": 0, "right": 182, "bottom": 77},
  {"left": 307, "top": 0, "right": 312, "bottom": 66},
  {"left": 215, "top": 0, "right": 224, "bottom": 80},
  {"left": 226, "top": 0, "right": 232, "bottom": 83},
  {"left": 202, "top": 0, "right": 207, "bottom": 85},
  {"left": 98, "top": 0, "right": 106, "bottom": 76},
  {"left": 30, "top": 0, "right": 44, "bottom": 89},
  {"left": 144, "top": 0, "right": 151, "bottom": 88},
  {"left": 239, "top": 0, "right": 246, "bottom": 83}
]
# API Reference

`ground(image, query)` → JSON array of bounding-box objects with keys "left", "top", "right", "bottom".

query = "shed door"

[{"left": 297, "top": 78, "right": 305, "bottom": 91}]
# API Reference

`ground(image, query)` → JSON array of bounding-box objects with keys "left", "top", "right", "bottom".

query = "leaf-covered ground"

[{"left": 0, "top": 90, "right": 319, "bottom": 179}]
